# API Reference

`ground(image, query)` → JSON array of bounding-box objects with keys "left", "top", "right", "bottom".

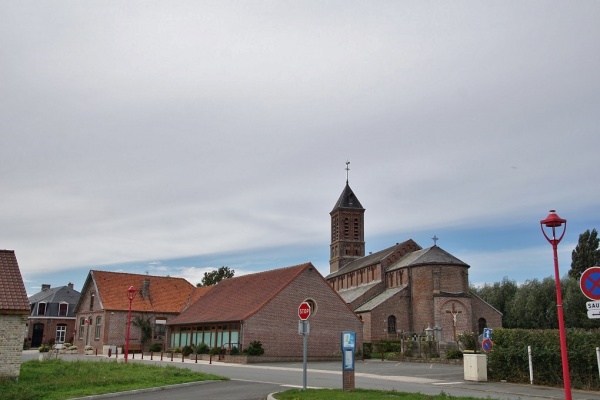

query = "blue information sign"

[{"left": 341, "top": 331, "right": 356, "bottom": 371}]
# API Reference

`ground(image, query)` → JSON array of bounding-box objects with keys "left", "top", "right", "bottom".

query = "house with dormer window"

[{"left": 26, "top": 283, "right": 81, "bottom": 348}]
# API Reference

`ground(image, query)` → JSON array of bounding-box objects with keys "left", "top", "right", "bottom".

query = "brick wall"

[
  {"left": 244, "top": 267, "right": 363, "bottom": 358},
  {"left": 364, "top": 290, "right": 411, "bottom": 342},
  {"left": 434, "top": 297, "right": 473, "bottom": 342},
  {"left": 0, "top": 314, "right": 27, "bottom": 379},
  {"left": 471, "top": 294, "right": 502, "bottom": 332}
]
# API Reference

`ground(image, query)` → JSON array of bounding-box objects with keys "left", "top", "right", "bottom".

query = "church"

[{"left": 325, "top": 175, "right": 502, "bottom": 344}]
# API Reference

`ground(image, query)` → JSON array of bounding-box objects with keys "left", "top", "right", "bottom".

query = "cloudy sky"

[{"left": 2, "top": 1, "right": 599, "bottom": 295}]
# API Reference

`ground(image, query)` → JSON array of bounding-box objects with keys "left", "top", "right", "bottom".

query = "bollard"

[
  {"left": 170, "top": 352, "right": 173, "bottom": 362},
  {"left": 209, "top": 354, "right": 212, "bottom": 364},
  {"left": 161, "top": 352, "right": 163, "bottom": 361},
  {"left": 108, "top": 348, "right": 112, "bottom": 358},
  {"left": 150, "top": 352, "right": 153, "bottom": 360},
  {"left": 182, "top": 353, "right": 185, "bottom": 362},
  {"left": 195, "top": 354, "right": 198, "bottom": 363},
  {"left": 116, "top": 348, "right": 119, "bottom": 359},
  {"left": 141, "top": 351, "right": 144, "bottom": 360},
  {"left": 132, "top": 352, "right": 135, "bottom": 360}
]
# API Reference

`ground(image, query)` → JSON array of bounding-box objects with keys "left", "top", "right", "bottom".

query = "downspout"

[{"left": 408, "top": 266, "right": 414, "bottom": 334}]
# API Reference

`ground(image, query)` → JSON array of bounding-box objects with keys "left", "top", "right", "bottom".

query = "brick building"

[
  {"left": 168, "top": 263, "right": 363, "bottom": 358},
  {"left": 0, "top": 250, "right": 30, "bottom": 379},
  {"left": 326, "top": 180, "right": 502, "bottom": 343},
  {"left": 74, "top": 271, "right": 207, "bottom": 354},
  {"left": 26, "top": 283, "right": 81, "bottom": 348}
]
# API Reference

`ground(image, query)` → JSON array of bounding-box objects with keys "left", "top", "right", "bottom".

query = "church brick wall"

[
  {"left": 0, "top": 314, "right": 27, "bottom": 379},
  {"left": 435, "top": 297, "right": 473, "bottom": 342},
  {"left": 471, "top": 295, "right": 503, "bottom": 332},
  {"left": 244, "top": 268, "right": 362, "bottom": 358},
  {"left": 364, "top": 292, "right": 410, "bottom": 342},
  {"left": 410, "top": 266, "right": 435, "bottom": 332}
]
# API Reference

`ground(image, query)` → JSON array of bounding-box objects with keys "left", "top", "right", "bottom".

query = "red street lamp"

[
  {"left": 540, "top": 210, "right": 571, "bottom": 400},
  {"left": 124, "top": 285, "right": 136, "bottom": 363}
]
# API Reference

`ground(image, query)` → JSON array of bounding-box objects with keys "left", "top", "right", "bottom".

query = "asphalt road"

[{"left": 22, "top": 351, "right": 600, "bottom": 400}]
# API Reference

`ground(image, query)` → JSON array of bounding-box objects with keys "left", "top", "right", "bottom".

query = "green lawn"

[
  {"left": 0, "top": 359, "right": 226, "bottom": 400},
  {"left": 274, "top": 389, "right": 484, "bottom": 400}
]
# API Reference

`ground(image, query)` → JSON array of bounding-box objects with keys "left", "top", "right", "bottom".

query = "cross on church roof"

[
  {"left": 432, "top": 235, "right": 439, "bottom": 246},
  {"left": 345, "top": 160, "right": 350, "bottom": 183}
]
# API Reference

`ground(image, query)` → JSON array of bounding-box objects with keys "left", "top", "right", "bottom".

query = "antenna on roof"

[{"left": 345, "top": 160, "right": 350, "bottom": 184}]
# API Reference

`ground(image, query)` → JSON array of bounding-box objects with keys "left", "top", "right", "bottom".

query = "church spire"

[{"left": 330, "top": 162, "right": 365, "bottom": 273}]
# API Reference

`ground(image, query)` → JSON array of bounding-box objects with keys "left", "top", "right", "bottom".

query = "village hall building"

[{"left": 326, "top": 179, "right": 502, "bottom": 343}]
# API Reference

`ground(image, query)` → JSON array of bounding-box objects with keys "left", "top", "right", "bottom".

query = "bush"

[
  {"left": 182, "top": 345, "right": 194, "bottom": 356},
  {"left": 458, "top": 332, "right": 478, "bottom": 351},
  {"left": 363, "top": 343, "right": 372, "bottom": 359},
  {"left": 209, "top": 347, "right": 221, "bottom": 355},
  {"left": 243, "top": 340, "right": 265, "bottom": 356},
  {"left": 38, "top": 345, "right": 50, "bottom": 353},
  {"left": 445, "top": 348, "right": 463, "bottom": 359},
  {"left": 194, "top": 343, "right": 209, "bottom": 354},
  {"left": 488, "top": 328, "right": 600, "bottom": 389},
  {"left": 149, "top": 343, "right": 162, "bottom": 352},
  {"left": 230, "top": 346, "right": 240, "bottom": 355}
]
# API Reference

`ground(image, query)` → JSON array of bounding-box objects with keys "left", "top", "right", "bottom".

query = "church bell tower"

[{"left": 329, "top": 162, "right": 365, "bottom": 274}]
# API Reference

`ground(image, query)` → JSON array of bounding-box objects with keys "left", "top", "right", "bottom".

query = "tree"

[
  {"left": 569, "top": 229, "right": 600, "bottom": 280},
  {"left": 471, "top": 276, "right": 518, "bottom": 318},
  {"left": 132, "top": 315, "right": 152, "bottom": 350},
  {"left": 197, "top": 266, "right": 235, "bottom": 287}
]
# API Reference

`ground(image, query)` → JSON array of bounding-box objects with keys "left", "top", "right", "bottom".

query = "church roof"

[
  {"left": 0, "top": 250, "right": 29, "bottom": 313},
  {"left": 326, "top": 239, "right": 421, "bottom": 279},
  {"left": 168, "top": 263, "right": 315, "bottom": 325},
  {"left": 331, "top": 183, "right": 364, "bottom": 212},
  {"left": 387, "top": 245, "right": 469, "bottom": 271},
  {"left": 337, "top": 281, "right": 381, "bottom": 303},
  {"left": 355, "top": 285, "right": 407, "bottom": 312}
]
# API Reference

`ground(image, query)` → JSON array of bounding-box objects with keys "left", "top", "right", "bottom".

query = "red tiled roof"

[
  {"left": 0, "top": 250, "right": 29, "bottom": 313},
  {"left": 169, "top": 263, "right": 312, "bottom": 325},
  {"left": 90, "top": 270, "right": 202, "bottom": 313}
]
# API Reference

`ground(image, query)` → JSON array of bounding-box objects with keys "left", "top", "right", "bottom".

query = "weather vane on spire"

[{"left": 345, "top": 161, "right": 350, "bottom": 183}]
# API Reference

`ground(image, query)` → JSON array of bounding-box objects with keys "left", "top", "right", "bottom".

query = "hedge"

[{"left": 488, "top": 328, "right": 600, "bottom": 389}]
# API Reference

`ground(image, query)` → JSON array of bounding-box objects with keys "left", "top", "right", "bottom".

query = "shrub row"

[{"left": 488, "top": 328, "right": 600, "bottom": 390}]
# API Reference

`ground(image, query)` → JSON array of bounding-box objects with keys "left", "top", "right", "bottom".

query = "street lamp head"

[
  {"left": 540, "top": 209, "right": 567, "bottom": 245},
  {"left": 127, "top": 285, "right": 137, "bottom": 301}
]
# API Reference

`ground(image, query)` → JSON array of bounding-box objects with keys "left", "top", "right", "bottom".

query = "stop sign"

[{"left": 298, "top": 302, "right": 311, "bottom": 320}]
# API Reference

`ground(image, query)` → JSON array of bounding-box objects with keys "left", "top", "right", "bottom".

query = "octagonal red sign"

[{"left": 298, "top": 302, "right": 311, "bottom": 320}]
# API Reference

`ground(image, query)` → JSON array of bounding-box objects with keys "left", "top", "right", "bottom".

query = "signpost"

[
  {"left": 341, "top": 331, "right": 356, "bottom": 391},
  {"left": 580, "top": 267, "right": 600, "bottom": 301},
  {"left": 482, "top": 338, "right": 493, "bottom": 353},
  {"left": 298, "top": 302, "right": 311, "bottom": 390}
]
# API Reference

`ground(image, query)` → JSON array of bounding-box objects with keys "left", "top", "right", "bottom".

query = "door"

[{"left": 32, "top": 323, "right": 44, "bottom": 347}]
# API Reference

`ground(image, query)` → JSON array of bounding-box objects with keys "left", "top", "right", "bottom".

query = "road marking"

[{"left": 433, "top": 382, "right": 463, "bottom": 385}]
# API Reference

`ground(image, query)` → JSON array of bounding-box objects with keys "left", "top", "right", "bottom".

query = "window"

[
  {"left": 37, "top": 302, "right": 47, "bottom": 316},
  {"left": 95, "top": 317, "right": 102, "bottom": 340},
  {"left": 59, "top": 303, "right": 68, "bottom": 317},
  {"left": 154, "top": 318, "right": 167, "bottom": 338},
  {"left": 89, "top": 293, "right": 95, "bottom": 311},
  {"left": 387, "top": 315, "right": 397, "bottom": 334},
  {"left": 354, "top": 218, "right": 359, "bottom": 239},
  {"left": 56, "top": 324, "right": 67, "bottom": 343},
  {"left": 79, "top": 317, "right": 85, "bottom": 339}
]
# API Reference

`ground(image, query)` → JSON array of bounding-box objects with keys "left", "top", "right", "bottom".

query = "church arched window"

[{"left": 387, "top": 315, "right": 397, "bottom": 334}]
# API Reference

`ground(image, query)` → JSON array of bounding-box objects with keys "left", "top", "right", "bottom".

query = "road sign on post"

[
  {"left": 580, "top": 267, "right": 600, "bottom": 301},
  {"left": 298, "top": 302, "right": 311, "bottom": 320}
]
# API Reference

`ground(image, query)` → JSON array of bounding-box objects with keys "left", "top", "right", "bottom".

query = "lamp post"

[
  {"left": 124, "top": 285, "right": 136, "bottom": 363},
  {"left": 540, "top": 209, "right": 571, "bottom": 400}
]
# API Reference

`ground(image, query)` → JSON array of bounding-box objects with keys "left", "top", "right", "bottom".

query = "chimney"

[
  {"left": 142, "top": 279, "right": 150, "bottom": 299},
  {"left": 68, "top": 282, "right": 74, "bottom": 290},
  {"left": 42, "top": 284, "right": 50, "bottom": 291}
]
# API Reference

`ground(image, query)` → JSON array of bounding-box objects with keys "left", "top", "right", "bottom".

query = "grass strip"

[
  {"left": 273, "top": 388, "right": 484, "bottom": 400},
  {"left": 0, "top": 359, "right": 226, "bottom": 400}
]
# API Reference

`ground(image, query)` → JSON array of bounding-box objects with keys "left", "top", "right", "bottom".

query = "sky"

[{"left": 1, "top": 1, "right": 599, "bottom": 296}]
